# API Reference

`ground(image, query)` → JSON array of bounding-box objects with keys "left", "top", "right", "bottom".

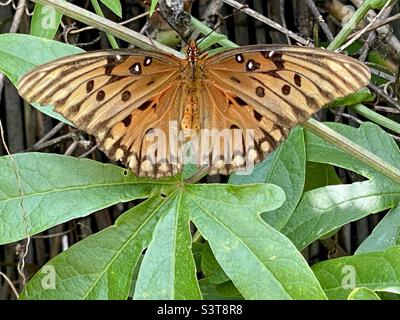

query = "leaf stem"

[
  {"left": 327, "top": 0, "right": 391, "bottom": 50},
  {"left": 350, "top": 104, "right": 400, "bottom": 135}
]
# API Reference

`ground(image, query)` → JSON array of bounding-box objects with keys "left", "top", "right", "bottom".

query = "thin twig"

[
  {"left": 278, "top": 0, "right": 290, "bottom": 44},
  {"left": 368, "top": 66, "right": 396, "bottom": 82},
  {"left": 333, "top": 110, "right": 364, "bottom": 125},
  {"left": 359, "top": 31, "right": 376, "bottom": 62},
  {"left": 305, "top": 0, "right": 334, "bottom": 41},
  {"left": 350, "top": 0, "right": 400, "bottom": 52},
  {"left": 69, "top": 34, "right": 102, "bottom": 47},
  {"left": 369, "top": 82, "right": 400, "bottom": 111},
  {"left": 30, "top": 133, "right": 75, "bottom": 151},
  {"left": 336, "top": 0, "right": 393, "bottom": 52},
  {"left": 222, "top": 0, "right": 309, "bottom": 46},
  {"left": 9, "top": 0, "right": 26, "bottom": 32},
  {"left": 64, "top": 140, "right": 79, "bottom": 156},
  {"left": 374, "top": 105, "right": 400, "bottom": 113},
  {"left": 32, "top": 226, "right": 77, "bottom": 239},
  {"left": 78, "top": 144, "right": 98, "bottom": 159},
  {"left": 0, "top": 0, "right": 13, "bottom": 5},
  {"left": 32, "top": 122, "right": 65, "bottom": 149},
  {"left": 348, "top": 12, "right": 400, "bottom": 38}
]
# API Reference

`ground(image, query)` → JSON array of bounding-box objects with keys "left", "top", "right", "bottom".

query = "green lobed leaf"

[
  {"left": 282, "top": 179, "right": 400, "bottom": 250},
  {"left": 303, "top": 162, "right": 341, "bottom": 192},
  {"left": 281, "top": 122, "right": 400, "bottom": 249},
  {"left": 199, "top": 279, "right": 243, "bottom": 300},
  {"left": 134, "top": 191, "right": 201, "bottom": 300},
  {"left": 312, "top": 246, "right": 400, "bottom": 299},
  {"left": 0, "top": 153, "right": 176, "bottom": 244},
  {"left": 305, "top": 122, "right": 400, "bottom": 180},
  {"left": 20, "top": 197, "right": 165, "bottom": 299},
  {"left": 185, "top": 184, "right": 326, "bottom": 300},
  {"left": 230, "top": 128, "right": 306, "bottom": 230},
  {"left": 356, "top": 205, "right": 400, "bottom": 254},
  {"left": 201, "top": 242, "right": 229, "bottom": 285}
]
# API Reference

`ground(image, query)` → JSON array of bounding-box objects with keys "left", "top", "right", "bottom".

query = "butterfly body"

[
  {"left": 18, "top": 43, "right": 370, "bottom": 178},
  {"left": 181, "top": 46, "right": 208, "bottom": 141}
]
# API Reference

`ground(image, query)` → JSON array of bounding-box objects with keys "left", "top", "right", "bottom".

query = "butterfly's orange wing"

[
  {"left": 200, "top": 45, "right": 370, "bottom": 174},
  {"left": 18, "top": 50, "right": 185, "bottom": 177},
  {"left": 18, "top": 45, "right": 370, "bottom": 177}
]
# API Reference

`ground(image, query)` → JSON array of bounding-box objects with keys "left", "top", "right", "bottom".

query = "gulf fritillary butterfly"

[{"left": 18, "top": 41, "right": 370, "bottom": 178}]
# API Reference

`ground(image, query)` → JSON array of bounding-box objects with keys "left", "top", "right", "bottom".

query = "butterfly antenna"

[
  {"left": 155, "top": 8, "right": 190, "bottom": 46},
  {"left": 197, "top": 5, "right": 249, "bottom": 46}
]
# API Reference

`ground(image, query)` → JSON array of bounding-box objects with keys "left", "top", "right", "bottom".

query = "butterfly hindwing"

[
  {"left": 199, "top": 81, "right": 289, "bottom": 175},
  {"left": 99, "top": 82, "right": 185, "bottom": 177}
]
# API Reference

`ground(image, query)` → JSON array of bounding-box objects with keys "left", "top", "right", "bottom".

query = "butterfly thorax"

[{"left": 186, "top": 40, "right": 199, "bottom": 64}]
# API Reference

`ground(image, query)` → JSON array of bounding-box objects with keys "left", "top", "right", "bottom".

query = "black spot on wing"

[
  {"left": 122, "top": 114, "right": 132, "bottom": 127},
  {"left": 256, "top": 86, "right": 265, "bottom": 97},
  {"left": 138, "top": 100, "right": 152, "bottom": 110},
  {"left": 233, "top": 96, "right": 247, "bottom": 106},
  {"left": 122, "top": 90, "right": 131, "bottom": 101},
  {"left": 86, "top": 80, "right": 94, "bottom": 93},
  {"left": 96, "top": 90, "right": 105, "bottom": 101},
  {"left": 261, "top": 51, "right": 285, "bottom": 69},
  {"left": 294, "top": 74, "right": 302, "bottom": 87},
  {"left": 282, "top": 85, "right": 291, "bottom": 95}
]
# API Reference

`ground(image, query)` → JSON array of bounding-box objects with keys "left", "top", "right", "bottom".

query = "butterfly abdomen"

[{"left": 181, "top": 88, "right": 200, "bottom": 140}]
